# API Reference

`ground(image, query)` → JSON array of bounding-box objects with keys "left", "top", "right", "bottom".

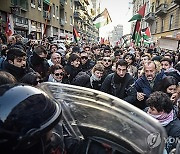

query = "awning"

[{"left": 44, "top": 0, "right": 50, "bottom": 5}]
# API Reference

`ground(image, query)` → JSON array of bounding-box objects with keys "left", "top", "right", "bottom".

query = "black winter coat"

[
  {"left": 28, "top": 52, "right": 50, "bottom": 81},
  {"left": 3, "top": 61, "right": 34, "bottom": 81},
  {"left": 101, "top": 73, "right": 137, "bottom": 103}
]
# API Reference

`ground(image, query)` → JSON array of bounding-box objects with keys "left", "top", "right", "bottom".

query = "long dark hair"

[{"left": 155, "top": 76, "right": 178, "bottom": 93}]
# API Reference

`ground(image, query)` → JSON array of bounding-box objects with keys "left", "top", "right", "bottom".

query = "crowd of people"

[{"left": 0, "top": 32, "right": 180, "bottom": 153}]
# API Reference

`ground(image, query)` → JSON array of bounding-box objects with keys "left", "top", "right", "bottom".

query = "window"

[
  {"left": 70, "top": 0, "right": 73, "bottom": 8},
  {"left": 70, "top": 16, "right": 73, "bottom": 25},
  {"left": 151, "top": 2, "right": 154, "bottom": 12},
  {"left": 56, "top": 6, "right": 58, "bottom": 17},
  {"left": 169, "top": 14, "right": 173, "bottom": 30},
  {"left": 38, "top": 0, "right": 41, "bottom": 7},
  {"left": 53, "top": 4, "right": 55, "bottom": 15},
  {"left": 155, "top": 21, "right": 158, "bottom": 33},
  {"left": 161, "top": 19, "right": 164, "bottom": 32},
  {"left": 156, "top": 0, "right": 160, "bottom": 7},
  {"left": 31, "top": 0, "right": 35, "bottom": 5},
  {"left": 65, "top": 12, "right": 67, "bottom": 22}
]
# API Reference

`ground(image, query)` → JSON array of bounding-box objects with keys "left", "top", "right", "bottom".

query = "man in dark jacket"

[
  {"left": 2, "top": 47, "right": 33, "bottom": 81},
  {"left": 101, "top": 59, "right": 137, "bottom": 104},
  {"left": 80, "top": 51, "right": 95, "bottom": 72},
  {"left": 146, "top": 91, "right": 180, "bottom": 153},
  {"left": 135, "top": 61, "right": 165, "bottom": 109},
  {"left": 28, "top": 45, "right": 50, "bottom": 81}
]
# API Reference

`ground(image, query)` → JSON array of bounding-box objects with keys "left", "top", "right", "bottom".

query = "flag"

[
  {"left": 132, "top": 21, "right": 141, "bottom": 46},
  {"left": 100, "top": 37, "right": 105, "bottom": 44},
  {"left": 5, "top": 15, "right": 12, "bottom": 37},
  {"left": 73, "top": 27, "right": 80, "bottom": 43},
  {"left": 93, "top": 8, "right": 112, "bottom": 29},
  {"left": 128, "top": 3, "right": 146, "bottom": 22},
  {"left": 141, "top": 27, "right": 151, "bottom": 40}
]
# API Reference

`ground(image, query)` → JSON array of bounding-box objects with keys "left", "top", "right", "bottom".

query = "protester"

[
  {"left": 72, "top": 63, "right": 104, "bottom": 90},
  {"left": 101, "top": 59, "right": 137, "bottom": 103},
  {"left": 135, "top": 61, "right": 165, "bottom": 109},
  {"left": 155, "top": 76, "right": 178, "bottom": 103},
  {"left": 123, "top": 53, "right": 137, "bottom": 78},
  {"left": 48, "top": 64, "right": 68, "bottom": 83},
  {"left": 146, "top": 91, "right": 180, "bottom": 153},
  {"left": 80, "top": 51, "right": 94, "bottom": 72},
  {"left": 28, "top": 45, "right": 49, "bottom": 81},
  {"left": 0, "top": 71, "right": 17, "bottom": 85},
  {"left": 64, "top": 53, "right": 81, "bottom": 83},
  {"left": 2, "top": 47, "right": 33, "bottom": 81},
  {"left": 20, "top": 72, "right": 42, "bottom": 87}
]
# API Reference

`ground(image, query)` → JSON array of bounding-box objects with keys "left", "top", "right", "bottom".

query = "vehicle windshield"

[{"left": 40, "top": 82, "right": 167, "bottom": 154}]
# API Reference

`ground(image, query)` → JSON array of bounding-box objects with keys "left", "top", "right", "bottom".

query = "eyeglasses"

[
  {"left": 103, "top": 59, "right": 111, "bottom": 62},
  {"left": 81, "top": 56, "right": 88, "bottom": 60},
  {"left": 54, "top": 72, "right": 64, "bottom": 76}
]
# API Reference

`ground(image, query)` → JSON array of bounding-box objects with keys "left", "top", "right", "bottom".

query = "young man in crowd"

[
  {"left": 146, "top": 91, "right": 180, "bottom": 153},
  {"left": 101, "top": 59, "right": 137, "bottom": 104}
]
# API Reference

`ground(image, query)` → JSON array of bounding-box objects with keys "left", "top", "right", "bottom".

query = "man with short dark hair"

[
  {"left": 80, "top": 51, "right": 94, "bottom": 72},
  {"left": 146, "top": 91, "right": 180, "bottom": 153},
  {"left": 2, "top": 47, "right": 33, "bottom": 81},
  {"left": 101, "top": 59, "right": 137, "bottom": 103},
  {"left": 103, "top": 47, "right": 111, "bottom": 57},
  {"left": 28, "top": 45, "right": 49, "bottom": 81},
  {"left": 160, "top": 57, "right": 180, "bottom": 81}
]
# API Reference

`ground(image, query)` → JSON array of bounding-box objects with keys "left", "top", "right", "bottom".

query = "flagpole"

[{"left": 98, "top": 0, "right": 100, "bottom": 43}]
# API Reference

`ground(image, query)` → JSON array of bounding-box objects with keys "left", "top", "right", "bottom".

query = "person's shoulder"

[
  {"left": 135, "top": 75, "right": 146, "bottom": 83},
  {"left": 156, "top": 70, "right": 166, "bottom": 79},
  {"left": 106, "top": 72, "right": 114, "bottom": 79},
  {"left": 125, "top": 73, "right": 134, "bottom": 80}
]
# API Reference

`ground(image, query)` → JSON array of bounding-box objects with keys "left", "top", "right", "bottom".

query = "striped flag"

[
  {"left": 73, "top": 27, "right": 80, "bottom": 43},
  {"left": 93, "top": 8, "right": 112, "bottom": 29},
  {"left": 141, "top": 27, "right": 151, "bottom": 40},
  {"left": 132, "top": 21, "right": 141, "bottom": 46},
  {"left": 128, "top": 3, "right": 146, "bottom": 22},
  {"left": 5, "top": 15, "right": 12, "bottom": 37}
]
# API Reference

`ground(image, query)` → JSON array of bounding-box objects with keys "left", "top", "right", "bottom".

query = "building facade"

[
  {"left": 109, "top": 24, "right": 123, "bottom": 46},
  {"left": 0, "top": 0, "right": 98, "bottom": 41},
  {"left": 132, "top": 0, "right": 180, "bottom": 47},
  {"left": 145, "top": 0, "right": 180, "bottom": 41}
]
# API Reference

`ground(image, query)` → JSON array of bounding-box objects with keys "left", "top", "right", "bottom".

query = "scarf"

[
  {"left": 148, "top": 110, "right": 174, "bottom": 126},
  {"left": 114, "top": 73, "right": 125, "bottom": 84},
  {"left": 90, "top": 73, "right": 101, "bottom": 87}
]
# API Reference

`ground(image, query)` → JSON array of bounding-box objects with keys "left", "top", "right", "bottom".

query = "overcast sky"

[{"left": 99, "top": 0, "right": 133, "bottom": 38}]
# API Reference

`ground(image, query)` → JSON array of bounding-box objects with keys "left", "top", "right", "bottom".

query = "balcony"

[
  {"left": 60, "top": 19, "right": 65, "bottom": 26},
  {"left": 174, "top": 0, "right": 180, "bottom": 5},
  {"left": 84, "top": 0, "right": 90, "bottom": 5},
  {"left": 74, "top": 10, "right": 83, "bottom": 20},
  {"left": 145, "top": 12, "right": 155, "bottom": 23},
  {"left": 60, "top": 0, "right": 65, "bottom": 7},
  {"left": 43, "top": 11, "right": 51, "bottom": 20},
  {"left": 155, "top": 3, "right": 168, "bottom": 16},
  {"left": 11, "top": 0, "right": 28, "bottom": 11},
  {"left": 81, "top": 5, "right": 86, "bottom": 11},
  {"left": 84, "top": 20, "right": 89, "bottom": 25},
  {"left": 74, "top": 0, "right": 83, "bottom": 6}
]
